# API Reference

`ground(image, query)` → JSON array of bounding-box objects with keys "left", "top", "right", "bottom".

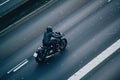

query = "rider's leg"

[{"left": 50, "top": 39, "right": 58, "bottom": 52}]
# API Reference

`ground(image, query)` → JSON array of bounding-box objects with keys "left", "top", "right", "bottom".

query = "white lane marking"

[
  {"left": 13, "top": 60, "right": 28, "bottom": 72},
  {"left": 0, "top": 0, "right": 10, "bottom": 6},
  {"left": 7, "top": 59, "right": 27, "bottom": 74},
  {"left": 68, "top": 39, "right": 120, "bottom": 80}
]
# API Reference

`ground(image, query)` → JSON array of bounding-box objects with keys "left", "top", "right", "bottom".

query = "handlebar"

[{"left": 53, "top": 32, "right": 64, "bottom": 38}]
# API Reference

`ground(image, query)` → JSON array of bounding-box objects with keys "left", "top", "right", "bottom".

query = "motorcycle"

[{"left": 33, "top": 32, "right": 67, "bottom": 63}]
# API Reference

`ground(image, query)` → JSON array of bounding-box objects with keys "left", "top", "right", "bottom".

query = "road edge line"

[{"left": 68, "top": 39, "right": 120, "bottom": 80}]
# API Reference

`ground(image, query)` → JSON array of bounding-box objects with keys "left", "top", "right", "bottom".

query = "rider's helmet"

[{"left": 47, "top": 26, "right": 53, "bottom": 32}]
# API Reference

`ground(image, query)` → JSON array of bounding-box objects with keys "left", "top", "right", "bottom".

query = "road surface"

[{"left": 0, "top": 0, "right": 120, "bottom": 80}]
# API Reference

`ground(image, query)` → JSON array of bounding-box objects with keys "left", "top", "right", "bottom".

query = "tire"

[
  {"left": 35, "top": 52, "right": 45, "bottom": 63},
  {"left": 59, "top": 38, "right": 67, "bottom": 50},
  {"left": 35, "top": 57, "right": 42, "bottom": 63}
]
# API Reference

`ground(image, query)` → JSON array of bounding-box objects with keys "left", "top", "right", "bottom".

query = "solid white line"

[
  {"left": 7, "top": 59, "right": 27, "bottom": 74},
  {"left": 13, "top": 60, "right": 28, "bottom": 72},
  {"left": 68, "top": 39, "right": 120, "bottom": 80},
  {"left": 0, "top": 0, "right": 10, "bottom": 6}
]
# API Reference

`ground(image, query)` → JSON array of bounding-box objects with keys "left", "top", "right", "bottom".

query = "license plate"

[{"left": 33, "top": 52, "right": 38, "bottom": 57}]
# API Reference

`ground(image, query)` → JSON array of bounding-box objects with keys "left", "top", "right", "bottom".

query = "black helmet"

[{"left": 47, "top": 26, "right": 53, "bottom": 32}]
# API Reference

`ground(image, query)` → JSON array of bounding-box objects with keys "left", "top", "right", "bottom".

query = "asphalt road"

[
  {"left": 0, "top": 0, "right": 120, "bottom": 80},
  {"left": 83, "top": 49, "right": 120, "bottom": 80}
]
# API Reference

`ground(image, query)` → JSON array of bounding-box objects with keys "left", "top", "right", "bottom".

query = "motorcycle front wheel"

[{"left": 59, "top": 38, "right": 67, "bottom": 50}]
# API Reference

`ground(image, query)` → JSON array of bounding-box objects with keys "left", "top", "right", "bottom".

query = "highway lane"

[
  {"left": 0, "top": 0, "right": 120, "bottom": 80},
  {"left": 0, "top": 0, "right": 90, "bottom": 61},
  {"left": 7, "top": 19, "right": 120, "bottom": 80},
  {"left": 0, "top": 0, "right": 92, "bottom": 77}
]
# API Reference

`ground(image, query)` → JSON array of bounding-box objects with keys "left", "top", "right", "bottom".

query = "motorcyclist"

[{"left": 42, "top": 26, "right": 62, "bottom": 52}]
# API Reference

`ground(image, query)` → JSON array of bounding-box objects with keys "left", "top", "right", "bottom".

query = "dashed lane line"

[{"left": 7, "top": 59, "right": 28, "bottom": 74}]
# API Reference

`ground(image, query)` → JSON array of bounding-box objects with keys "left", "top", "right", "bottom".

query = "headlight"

[{"left": 33, "top": 52, "right": 38, "bottom": 57}]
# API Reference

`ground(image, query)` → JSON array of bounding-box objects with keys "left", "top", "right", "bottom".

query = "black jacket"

[
  {"left": 43, "top": 31, "right": 62, "bottom": 45},
  {"left": 43, "top": 31, "right": 53, "bottom": 44}
]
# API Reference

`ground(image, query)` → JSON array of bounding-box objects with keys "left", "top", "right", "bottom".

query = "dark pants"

[{"left": 43, "top": 39, "right": 58, "bottom": 52}]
